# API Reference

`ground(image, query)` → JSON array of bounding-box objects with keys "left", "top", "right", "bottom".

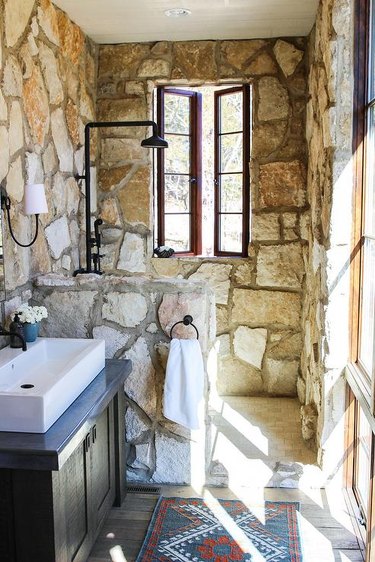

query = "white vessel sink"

[{"left": 0, "top": 338, "right": 105, "bottom": 433}]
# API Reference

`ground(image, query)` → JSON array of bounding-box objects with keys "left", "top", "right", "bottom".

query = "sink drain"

[{"left": 20, "top": 384, "right": 34, "bottom": 389}]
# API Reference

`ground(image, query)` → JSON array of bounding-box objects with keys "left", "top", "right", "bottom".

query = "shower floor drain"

[{"left": 127, "top": 485, "right": 161, "bottom": 495}]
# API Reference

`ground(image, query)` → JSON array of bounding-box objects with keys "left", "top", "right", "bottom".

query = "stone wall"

[
  {"left": 33, "top": 273, "right": 215, "bottom": 484},
  {"left": 97, "top": 38, "right": 309, "bottom": 398},
  {"left": 302, "top": 0, "right": 353, "bottom": 465},
  {"left": 0, "top": 0, "right": 97, "bottom": 293}
]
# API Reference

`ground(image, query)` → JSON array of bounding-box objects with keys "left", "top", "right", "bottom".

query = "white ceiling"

[{"left": 52, "top": 0, "right": 319, "bottom": 44}]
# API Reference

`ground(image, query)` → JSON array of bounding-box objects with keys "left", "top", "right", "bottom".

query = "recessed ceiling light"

[{"left": 164, "top": 8, "right": 192, "bottom": 17}]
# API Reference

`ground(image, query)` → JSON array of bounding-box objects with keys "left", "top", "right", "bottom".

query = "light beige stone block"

[
  {"left": 189, "top": 263, "right": 232, "bottom": 305},
  {"left": 3, "top": 56, "right": 23, "bottom": 97},
  {"left": 264, "top": 358, "right": 299, "bottom": 396},
  {"left": 234, "top": 326, "right": 267, "bottom": 369},
  {"left": 234, "top": 262, "right": 254, "bottom": 286},
  {"left": 220, "top": 40, "right": 266, "bottom": 70},
  {"left": 257, "top": 243, "right": 304, "bottom": 289},
  {"left": 103, "top": 292, "right": 147, "bottom": 327},
  {"left": 5, "top": 0, "right": 34, "bottom": 48},
  {"left": 117, "top": 232, "right": 146, "bottom": 273},
  {"left": 258, "top": 77, "right": 289, "bottom": 121},
  {"left": 273, "top": 40, "right": 304, "bottom": 77},
  {"left": 232, "top": 289, "right": 301, "bottom": 328},
  {"left": 152, "top": 432, "right": 190, "bottom": 484},
  {"left": 93, "top": 324, "right": 129, "bottom": 359},
  {"left": 39, "top": 43, "right": 63, "bottom": 105},
  {"left": 45, "top": 216, "right": 71, "bottom": 259},
  {"left": 7, "top": 157, "right": 24, "bottom": 203},
  {"left": 217, "top": 357, "right": 263, "bottom": 395},
  {"left": 9, "top": 101, "right": 24, "bottom": 156},
  {"left": 118, "top": 165, "right": 151, "bottom": 226},
  {"left": 137, "top": 58, "right": 171, "bottom": 78},
  {"left": 124, "top": 337, "right": 157, "bottom": 417},
  {"left": 40, "top": 291, "right": 97, "bottom": 338},
  {"left": 0, "top": 127, "right": 10, "bottom": 183},
  {"left": 51, "top": 108, "right": 73, "bottom": 172},
  {"left": 252, "top": 213, "right": 280, "bottom": 241}
]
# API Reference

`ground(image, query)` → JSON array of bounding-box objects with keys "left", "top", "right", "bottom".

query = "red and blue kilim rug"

[{"left": 136, "top": 497, "right": 302, "bottom": 561}]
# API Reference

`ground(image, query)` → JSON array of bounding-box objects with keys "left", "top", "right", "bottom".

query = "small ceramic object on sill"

[
  {"left": 154, "top": 245, "right": 175, "bottom": 258},
  {"left": 23, "top": 322, "right": 40, "bottom": 343}
]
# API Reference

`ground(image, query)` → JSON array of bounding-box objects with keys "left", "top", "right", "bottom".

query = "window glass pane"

[
  {"left": 359, "top": 237, "right": 375, "bottom": 374},
  {"left": 164, "top": 135, "right": 190, "bottom": 174},
  {"left": 219, "top": 214, "right": 242, "bottom": 253},
  {"left": 165, "top": 214, "right": 190, "bottom": 252},
  {"left": 164, "top": 94, "right": 190, "bottom": 134},
  {"left": 220, "top": 174, "right": 243, "bottom": 212},
  {"left": 165, "top": 175, "right": 190, "bottom": 213},
  {"left": 220, "top": 92, "right": 243, "bottom": 134},
  {"left": 220, "top": 133, "right": 243, "bottom": 173},
  {"left": 364, "top": 105, "right": 375, "bottom": 235},
  {"left": 355, "top": 407, "right": 372, "bottom": 511}
]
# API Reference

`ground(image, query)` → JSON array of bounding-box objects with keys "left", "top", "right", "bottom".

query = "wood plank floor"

[{"left": 88, "top": 485, "right": 365, "bottom": 561}]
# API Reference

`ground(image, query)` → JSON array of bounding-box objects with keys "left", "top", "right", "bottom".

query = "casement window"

[
  {"left": 346, "top": 1, "right": 375, "bottom": 556},
  {"left": 156, "top": 85, "right": 250, "bottom": 257},
  {"left": 350, "top": 0, "right": 375, "bottom": 400}
]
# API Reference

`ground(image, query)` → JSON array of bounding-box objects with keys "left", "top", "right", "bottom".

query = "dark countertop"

[{"left": 0, "top": 359, "right": 132, "bottom": 471}]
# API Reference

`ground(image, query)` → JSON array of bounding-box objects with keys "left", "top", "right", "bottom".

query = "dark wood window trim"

[
  {"left": 157, "top": 88, "right": 202, "bottom": 256},
  {"left": 349, "top": 0, "right": 373, "bottom": 400},
  {"left": 344, "top": 387, "right": 367, "bottom": 554},
  {"left": 214, "top": 85, "right": 251, "bottom": 257},
  {"left": 156, "top": 85, "right": 250, "bottom": 257},
  {"left": 346, "top": 3, "right": 375, "bottom": 559}
]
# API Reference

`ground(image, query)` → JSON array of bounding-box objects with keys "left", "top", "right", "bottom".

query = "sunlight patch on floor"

[
  {"left": 220, "top": 400, "right": 269, "bottom": 455},
  {"left": 109, "top": 545, "right": 128, "bottom": 562},
  {"left": 297, "top": 513, "right": 335, "bottom": 562},
  {"left": 213, "top": 430, "right": 274, "bottom": 487},
  {"left": 209, "top": 396, "right": 325, "bottom": 490},
  {"left": 203, "top": 489, "right": 267, "bottom": 560}
]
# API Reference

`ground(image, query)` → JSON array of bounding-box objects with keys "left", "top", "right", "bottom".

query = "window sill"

[{"left": 151, "top": 255, "right": 250, "bottom": 262}]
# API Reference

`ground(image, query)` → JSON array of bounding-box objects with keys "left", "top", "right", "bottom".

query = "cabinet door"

[
  {"left": 0, "top": 470, "right": 16, "bottom": 562},
  {"left": 63, "top": 436, "right": 92, "bottom": 562},
  {"left": 90, "top": 403, "right": 115, "bottom": 531}
]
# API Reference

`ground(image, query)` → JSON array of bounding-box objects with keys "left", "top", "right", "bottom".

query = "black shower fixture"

[{"left": 74, "top": 120, "right": 168, "bottom": 276}]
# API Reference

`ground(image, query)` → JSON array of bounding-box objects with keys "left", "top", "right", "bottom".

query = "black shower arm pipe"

[{"left": 76, "top": 120, "right": 160, "bottom": 274}]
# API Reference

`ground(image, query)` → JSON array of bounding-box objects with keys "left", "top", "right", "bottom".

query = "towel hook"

[{"left": 169, "top": 315, "right": 199, "bottom": 339}]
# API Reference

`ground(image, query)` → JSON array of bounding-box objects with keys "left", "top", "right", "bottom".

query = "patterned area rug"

[{"left": 136, "top": 497, "right": 302, "bottom": 561}]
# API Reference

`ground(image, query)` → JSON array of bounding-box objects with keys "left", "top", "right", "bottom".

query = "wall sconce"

[
  {"left": 1, "top": 183, "right": 48, "bottom": 248},
  {"left": 74, "top": 120, "right": 168, "bottom": 276}
]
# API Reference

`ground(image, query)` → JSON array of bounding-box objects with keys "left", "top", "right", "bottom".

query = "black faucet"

[
  {"left": 92, "top": 218, "right": 104, "bottom": 275},
  {"left": 0, "top": 326, "right": 27, "bottom": 351}
]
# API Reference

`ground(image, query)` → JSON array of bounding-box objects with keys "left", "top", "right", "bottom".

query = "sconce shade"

[
  {"left": 141, "top": 134, "right": 168, "bottom": 148},
  {"left": 23, "top": 183, "right": 48, "bottom": 215}
]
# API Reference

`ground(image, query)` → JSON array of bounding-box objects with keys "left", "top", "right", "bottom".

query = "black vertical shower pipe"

[{"left": 75, "top": 120, "right": 165, "bottom": 275}]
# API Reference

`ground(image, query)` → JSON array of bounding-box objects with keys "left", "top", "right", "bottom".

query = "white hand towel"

[{"left": 163, "top": 338, "right": 204, "bottom": 430}]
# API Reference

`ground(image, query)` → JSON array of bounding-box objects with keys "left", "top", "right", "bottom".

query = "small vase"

[{"left": 23, "top": 322, "right": 39, "bottom": 343}]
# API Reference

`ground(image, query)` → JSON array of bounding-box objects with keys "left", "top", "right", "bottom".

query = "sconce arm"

[{"left": 1, "top": 193, "right": 39, "bottom": 248}]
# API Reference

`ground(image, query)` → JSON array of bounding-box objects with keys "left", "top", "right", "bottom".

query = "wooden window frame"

[
  {"left": 347, "top": 3, "right": 375, "bottom": 560},
  {"left": 156, "top": 85, "right": 250, "bottom": 257},
  {"left": 214, "top": 85, "right": 251, "bottom": 257},
  {"left": 157, "top": 88, "right": 202, "bottom": 256},
  {"left": 350, "top": 0, "right": 374, "bottom": 404}
]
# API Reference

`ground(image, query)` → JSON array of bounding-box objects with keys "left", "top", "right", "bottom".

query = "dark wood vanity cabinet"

[
  {"left": 0, "top": 360, "right": 131, "bottom": 562},
  {"left": 63, "top": 404, "right": 116, "bottom": 562}
]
